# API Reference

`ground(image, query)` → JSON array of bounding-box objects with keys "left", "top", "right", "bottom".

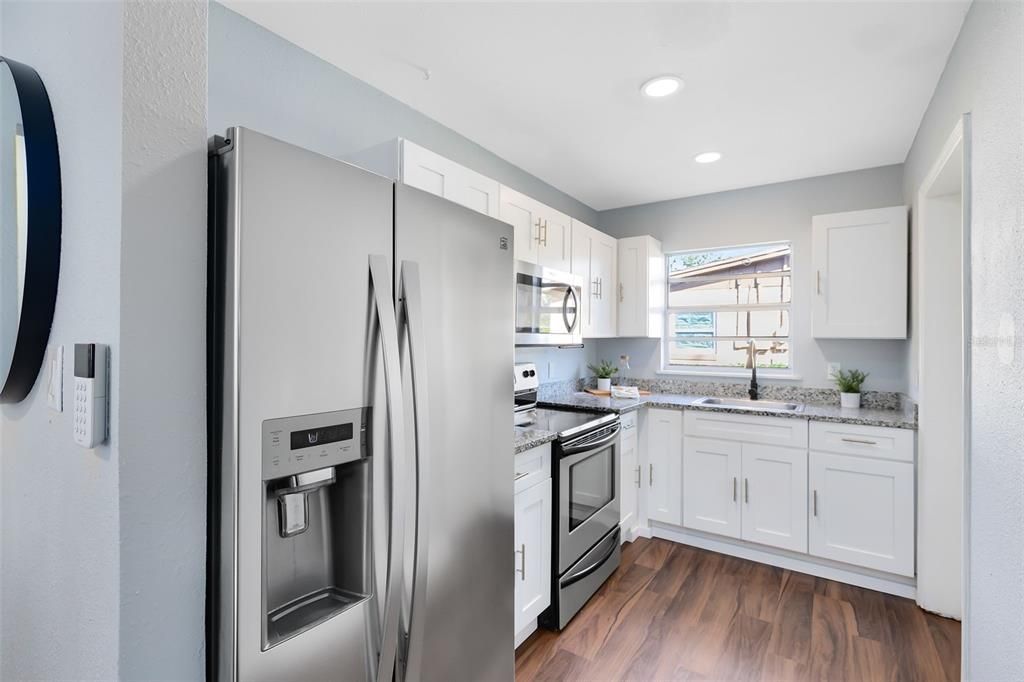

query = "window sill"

[{"left": 656, "top": 368, "right": 803, "bottom": 382}]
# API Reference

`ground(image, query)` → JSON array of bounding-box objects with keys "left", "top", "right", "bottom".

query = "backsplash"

[{"left": 539, "top": 375, "right": 910, "bottom": 412}]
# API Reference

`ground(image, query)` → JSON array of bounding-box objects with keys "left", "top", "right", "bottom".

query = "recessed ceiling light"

[
  {"left": 640, "top": 75, "right": 682, "bottom": 98},
  {"left": 694, "top": 151, "right": 723, "bottom": 164}
]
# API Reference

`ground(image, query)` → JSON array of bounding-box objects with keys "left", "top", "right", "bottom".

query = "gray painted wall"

[
  {"left": 902, "top": 1, "right": 1024, "bottom": 676},
  {"left": 595, "top": 165, "right": 908, "bottom": 392},
  {"left": 117, "top": 2, "right": 208, "bottom": 678},
  {"left": 0, "top": 2, "right": 123, "bottom": 678},
  {"left": 209, "top": 2, "right": 598, "bottom": 226}
]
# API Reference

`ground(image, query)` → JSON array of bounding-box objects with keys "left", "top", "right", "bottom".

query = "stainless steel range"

[{"left": 514, "top": 364, "right": 621, "bottom": 630}]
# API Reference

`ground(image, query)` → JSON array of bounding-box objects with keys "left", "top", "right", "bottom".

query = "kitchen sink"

[{"left": 694, "top": 396, "right": 805, "bottom": 413}]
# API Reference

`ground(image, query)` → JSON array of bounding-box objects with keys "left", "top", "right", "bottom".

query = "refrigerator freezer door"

[
  {"left": 216, "top": 127, "right": 399, "bottom": 682},
  {"left": 395, "top": 185, "right": 515, "bottom": 681}
]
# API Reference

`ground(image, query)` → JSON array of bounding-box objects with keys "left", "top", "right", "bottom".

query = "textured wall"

[
  {"left": 596, "top": 165, "right": 908, "bottom": 391},
  {"left": 902, "top": 1, "right": 1024, "bottom": 676},
  {"left": 118, "top": 1, "right": 208, "bottom": 678},
  {"left": 0, "top": 2, "right": 123, "bottom": 678},
  {"left": 209, "top": 2, "right": 598, "bottom": 226}
]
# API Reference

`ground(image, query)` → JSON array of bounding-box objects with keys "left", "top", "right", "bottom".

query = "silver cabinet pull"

[
  {"left": 813, "top": 489, "right": 818, "bottom": 517},
  {"left": 592, "top": 277, "right": 601, "bottom": 298},
  {"left": 540, "top": 219, "right": 549, "bottom": 246},
  {"left": 744, "top": 478, "right": 749, "bottom": 503},
  {"left": 733, "top": 477, "right": 737, "bottom": 502},
  {"left": 619, "top": 282, "right": 624, "bottom": 303},
  {"left": 841, "top": 437, "right": 878, "bottom": 445},
  {"left": 649, "top": 463, "right": 654, "bottom": 486},
  {"left": 514, "top": 471, "right": 529, "bottom": 481},
  {"left": 515, "top": 544, "right": 526, "bottom": 581},
  {"left": 534, "top": 218, "right": 543, "bottom": 243},
  {"left": 816, "top": 270, "right": 822, "bottom": 295},
  {"left": 634, "top": 464, "right": 641, "bottom": 488}
]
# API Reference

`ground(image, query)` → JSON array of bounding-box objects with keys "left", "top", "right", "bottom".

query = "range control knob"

[{"left": 522, "top": 370, "right": 529, "bottom": 378}]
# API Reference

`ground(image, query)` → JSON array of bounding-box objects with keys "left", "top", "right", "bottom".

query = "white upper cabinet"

[
  {"left": 617, "top": 235, "right": 664, "bottom": 338},
  {"left": 345, "top": 139, "right": 501, "bottom": 218},
  {"left": 571, "top": 219, "right": 618, "bottom": 338},
  {"left": 499, "top": 186, "right": 572, "bottom": 271},
  {"left": 812, "top": 206, "right": 908, "bottom": 339}
]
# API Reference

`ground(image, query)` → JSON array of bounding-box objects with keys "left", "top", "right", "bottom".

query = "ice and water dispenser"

[{"left": 260, "top": 407, "right": 372, "bottom": 648}]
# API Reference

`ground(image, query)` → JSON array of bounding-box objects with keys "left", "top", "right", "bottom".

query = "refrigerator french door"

[{"left": 208, "top": 127, "right": 513, "bottom": 682}]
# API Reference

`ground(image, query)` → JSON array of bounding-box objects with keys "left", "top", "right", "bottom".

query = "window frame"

[{"left": 661, "top": 241, "right": 796, "bottom": 378}]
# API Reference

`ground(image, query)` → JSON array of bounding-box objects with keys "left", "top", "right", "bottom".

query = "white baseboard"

[
  {"left": 514, "top": 620, "right": 537, "bottom": 648},
  {"left": 649, "top": 522, "right": 917, "bottom": 600}
]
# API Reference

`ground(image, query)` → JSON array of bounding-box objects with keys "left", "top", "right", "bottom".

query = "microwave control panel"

[{"left": 261, "top": 407, "right": 369, "bottom": 480}]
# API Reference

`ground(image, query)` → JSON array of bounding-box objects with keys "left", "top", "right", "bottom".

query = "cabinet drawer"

[
  {"left": 809, "top": 422, "right": 914, "bottom": 462},
  {"left": 684, "top": 410, "right": 808, "bottom": 449},
  {"left": 514, "top": 443, "right": 551, "bottom": 494}
]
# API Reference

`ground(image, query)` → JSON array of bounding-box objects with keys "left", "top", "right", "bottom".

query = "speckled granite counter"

[
  {"left": 513, "top": 426, "right": 558, "bottom": 454},
  {"left": 539, "top": 391, "right": 917, "bottom": 430}
]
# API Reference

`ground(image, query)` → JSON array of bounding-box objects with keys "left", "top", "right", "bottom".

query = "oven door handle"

[
  {"left": 561, "top": 423, "right": 621, "bottom": 456},
  {"left": 560, "top": 532, "right": 619, "bottom": 588}
]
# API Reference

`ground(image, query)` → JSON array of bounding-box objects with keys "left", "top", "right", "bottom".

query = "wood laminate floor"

[{"left": 515, "top": 538, "right": 960, "bottom": 682}]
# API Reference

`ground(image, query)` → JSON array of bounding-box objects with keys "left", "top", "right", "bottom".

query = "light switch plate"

[
  {"left": 827, "top": 362, "right": 841, "bottom": 380},
  {"left": 46, "top": 344, "right": 63, "bottom": 412}
]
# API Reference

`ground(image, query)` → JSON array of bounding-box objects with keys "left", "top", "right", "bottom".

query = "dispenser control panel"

[{"left": 262, "top": 407, "right": 369, "bottom": 480}]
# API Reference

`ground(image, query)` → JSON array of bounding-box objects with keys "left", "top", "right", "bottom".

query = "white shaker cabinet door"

[
  {"left": 809, "top": 452, "right": 915, "bottom": 576},
  {"left": 646, "top": 408, "right": 683, "bottom": 525},
  {"left": 682, "top": 437, "right": 741, "bottom": 538},
  {"left": 537, "top": 207, "right": 572, "bottom": 272},
  {"left": 812, "top": 205, "right": 908, "bottom": 338},
  {"left": 619, "top": 411, "right": 640, "bottom": 539},
  {"left": 740, "top": 444, "right": 808, "bottom": 553},
  {"left": 571, "top": 220, "right": 618, "bottom": 338},
  {"left": 514, "top": 479, "right": 552, "bottom": 634},
  {"left": 402, "top": 140, "right": 500, "bottom": 217},
  {"left": 500, "top": 186, "right": 542, "bottom": 265}
]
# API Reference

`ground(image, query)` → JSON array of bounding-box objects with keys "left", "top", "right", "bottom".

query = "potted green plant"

[
  {"left": 588, "top": 360, "right": 618, "bottom": 391},
  {"left": 834, "top": 369, "right": 868, "bottom": 409}
]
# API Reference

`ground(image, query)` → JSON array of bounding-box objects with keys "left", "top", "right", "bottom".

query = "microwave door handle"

[
  {"left": 562, "top": 287, "right": 579, "bottom": 333},
  {"left": 398, "top": 261, "right": 431, "bottom": 682},
  {"left": 368, "top": 254, "right": 407, "bottom": 682}
]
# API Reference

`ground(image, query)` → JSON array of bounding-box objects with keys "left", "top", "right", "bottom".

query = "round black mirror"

[{"left": 0, "top": 57, "right": 61, "bottom": 403}]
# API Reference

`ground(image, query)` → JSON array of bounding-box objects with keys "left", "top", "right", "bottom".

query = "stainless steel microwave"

[{"left": 515, "top": 261, "right": 582, "bottom": 346}]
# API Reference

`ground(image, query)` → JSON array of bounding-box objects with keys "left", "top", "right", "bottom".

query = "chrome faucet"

[{"left": 747, "top": 340, "right": 759, "bottom": 401}]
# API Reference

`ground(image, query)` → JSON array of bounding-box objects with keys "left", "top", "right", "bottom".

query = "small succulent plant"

[
  {"left": 588, "top": 360, "right": 619, "bottom": 379},
  {"left": 834, "top": 369, "right": 868, "bottom": 394}
]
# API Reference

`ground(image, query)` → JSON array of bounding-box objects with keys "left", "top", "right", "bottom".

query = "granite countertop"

[
  {"left": 513, "top": 426, "right": 558, "bottom": 454},
  {"left": 538, "top": 391, "right": 918, "bottom": 430}
]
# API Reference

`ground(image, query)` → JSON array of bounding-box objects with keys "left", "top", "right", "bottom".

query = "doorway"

[{"left": 915, "top": 115, "right": 970, "bottom": 639}]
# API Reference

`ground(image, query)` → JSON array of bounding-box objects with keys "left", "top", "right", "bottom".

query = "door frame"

[{"left": 915, "top": 114, "right": 971, "bottom": 673}]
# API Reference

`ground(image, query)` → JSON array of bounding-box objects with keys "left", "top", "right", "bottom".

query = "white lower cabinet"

[
  {"left": 646, "top": 408, "right": 683, "bottom": 525},
  {"left": 682, "top": 437, "right": 807, "bottom": 552},
  {"left": 513, "top": 443, "right": 552, "bottom": 641},
  {"left": 741, "top": 444, "right": 808, "bottom": 553},
  {"left": 809, "top": 451, "right": 915, "bottom": 577},
  {"left": 682, "top": 437, "right": 741, "bottom": 538},
  {"left": 619, "top": 411, "right": 640, "bottom": 540}
]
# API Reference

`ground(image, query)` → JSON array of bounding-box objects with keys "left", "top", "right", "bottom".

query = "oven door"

[
  {"left": 557, "top": 422, "right": 620, "bottom": 574},
  {"left": 515, "top": 261, "right": 582, "bottom": 346}
]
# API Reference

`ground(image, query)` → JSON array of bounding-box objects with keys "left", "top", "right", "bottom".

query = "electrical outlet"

[{"left": 827, "top": 362, "right": 841, "bottom": 380}]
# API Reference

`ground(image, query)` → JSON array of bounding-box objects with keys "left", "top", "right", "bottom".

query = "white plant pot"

[
  {"left": 840, "top": 392, "right": 861, "bottom": 409},
  {"left": 597, "top": 378, "right": 612, "bottom": 391}
]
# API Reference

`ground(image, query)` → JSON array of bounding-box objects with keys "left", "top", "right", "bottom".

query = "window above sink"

[{"left": 662, "top": 242, "right": 794, "bottom": 378}]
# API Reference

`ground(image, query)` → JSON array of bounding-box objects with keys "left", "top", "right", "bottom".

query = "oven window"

[{"left": 568, "top": 446, "right": 614, "bottom": 531}]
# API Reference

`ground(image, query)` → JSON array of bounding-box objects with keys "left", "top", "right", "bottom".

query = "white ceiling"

[{"left": 224, "top": 1, "right": 970, "bottom": 211}]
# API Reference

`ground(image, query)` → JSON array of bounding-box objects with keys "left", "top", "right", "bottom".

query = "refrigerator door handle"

[
  {"left": 369, "top": 254, "right": 408, "bottom": 682},
  {"left": 398, "top": 260, "right": 431, "bottom": 682}
]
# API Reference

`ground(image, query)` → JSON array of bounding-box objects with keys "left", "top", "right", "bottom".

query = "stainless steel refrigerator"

[{"left": 208, "top": 127, "right": 514, "bottom": 681}]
